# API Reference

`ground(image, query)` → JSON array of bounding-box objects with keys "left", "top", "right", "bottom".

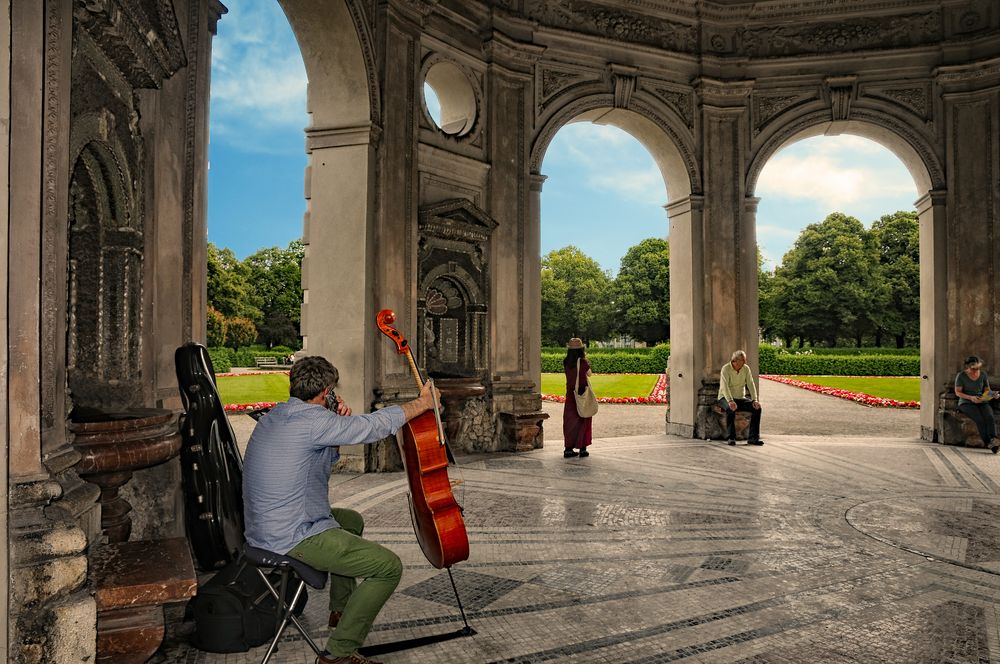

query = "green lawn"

[
  {"left": 540, "top": 373, "right": 660, "bottom": 398},
  {"left": 216, "top": 373, "right": 289, "bottom": 405},
  {"left": 215, "top": 372, "right": 918, "bottom": 405},
  {"left": 786, "top": 375, "right": 920, "bottom": 402}
]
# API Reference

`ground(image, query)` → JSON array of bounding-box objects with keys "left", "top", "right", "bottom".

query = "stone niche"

[{"left": 416, "top": 199, "right": 497, "bottom": 451}]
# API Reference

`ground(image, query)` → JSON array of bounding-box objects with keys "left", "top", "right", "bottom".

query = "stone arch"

[
  {"left": 747, "top": 107, "right": 942, "bottom": 196},
  {"left": 278, "top": 0, "right": 377, "bottom": 127},
  {"left": 530, "top": 93, "right": 697, "bottom": 202},
  {"left": 745, "top": 104, "right": 946, "bottom": 438}
]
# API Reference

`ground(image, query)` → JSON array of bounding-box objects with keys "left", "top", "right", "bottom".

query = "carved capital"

[{"left": 695, "top": 77, "right": 754, "bottom": 109}]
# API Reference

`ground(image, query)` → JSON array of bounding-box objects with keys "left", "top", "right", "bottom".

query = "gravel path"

[{"left": 542, "top": 376, "right": 920, "bottom": 443}]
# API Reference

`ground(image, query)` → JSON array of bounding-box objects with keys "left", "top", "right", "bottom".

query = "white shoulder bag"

[{"left": 574, "top": 358, "right": 599, "bottom": 418}]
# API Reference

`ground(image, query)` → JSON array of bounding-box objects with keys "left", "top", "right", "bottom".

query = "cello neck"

[{"left": 403, "top": 349, "right": 424, "bottom": 391}]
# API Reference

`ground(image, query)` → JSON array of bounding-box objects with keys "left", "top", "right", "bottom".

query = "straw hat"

[{"left": 567, "top": 338, "right": 584, "bottom": 349}]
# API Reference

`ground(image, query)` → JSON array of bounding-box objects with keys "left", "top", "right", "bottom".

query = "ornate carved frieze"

[
  {"left": 731, "top": 11, "right": 942, "bottom": 58},
  {"left": 73, "top": 0, "right": 186, "bottom": 89},
  {"left": 520, "top": 1, "right": 698, "bottom": 53}
]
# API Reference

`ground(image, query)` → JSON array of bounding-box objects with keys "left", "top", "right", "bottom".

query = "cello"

[{"left": 376, "top": 308, "right": 469, "bottom": 569}]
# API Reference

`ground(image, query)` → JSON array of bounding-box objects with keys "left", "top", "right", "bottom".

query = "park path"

[
  {"left": 227, "top": 378, "right": 922, "bottom": 447},
  {"left": 541, "top": 376, "right": 921, "bottom": 443}
]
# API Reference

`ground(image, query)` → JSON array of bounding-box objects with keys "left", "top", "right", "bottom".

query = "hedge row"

[
  {"left": 541, "top": 344, "right": 670, "bottom": 373},
  {"left": 758, "top": 345, "right": 918, "bottom": 376},
  {"left": 208, "top": 347, "right": 292, "bottom": 371},
  {"left": 207, "top": 347, "right": 233, "bottom": 373},
  {"left": 541, "top": 346, "right": 661, "bottom": 356}
]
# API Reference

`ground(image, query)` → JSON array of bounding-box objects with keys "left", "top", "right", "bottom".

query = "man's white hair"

[{"left": 731, "top": 350, "right": 747, "bottom": 361}]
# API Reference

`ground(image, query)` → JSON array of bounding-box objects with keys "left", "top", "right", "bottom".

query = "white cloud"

[
  {"left": 588, "top": 166, "right": 666, "bottom": 206},
  {"left": 210, "top": 4, "right": 308, "bottom": 142},
  {"left": 757, "top": 150, "right": 916, "bottom": 209}
]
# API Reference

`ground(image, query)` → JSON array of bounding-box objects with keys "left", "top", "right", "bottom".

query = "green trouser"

[{"left": 287, "top": 508, "right": 402, "bottom": 657}]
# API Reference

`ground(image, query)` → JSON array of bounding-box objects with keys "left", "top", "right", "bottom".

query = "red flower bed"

[
  {"left": 760, "top": 375, "right": 918, "bottom": 408},
  {"left": 216, "top": 371, "right": 289, "bottom": 378},
  {"left": 224, "top": 401, "right": 277, "bottom": 412},
  {"left": 540, "top": 373, "right": 668, "bottom": 405}
]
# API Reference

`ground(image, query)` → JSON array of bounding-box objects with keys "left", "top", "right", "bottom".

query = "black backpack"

[{"left": 190, "top": 556, "right": 308, "bottom": 653}]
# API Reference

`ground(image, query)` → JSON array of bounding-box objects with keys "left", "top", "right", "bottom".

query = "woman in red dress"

[{"left": 563, "top": 338, "right": 593, "bottom": 458}]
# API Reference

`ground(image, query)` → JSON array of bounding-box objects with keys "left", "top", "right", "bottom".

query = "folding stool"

[{"left": 243, "top": 544, "right": 327, "bottom": 664}]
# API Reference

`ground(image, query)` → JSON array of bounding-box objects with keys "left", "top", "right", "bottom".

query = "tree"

[
  {"left": 540, "top": 246, "right": 614, "bottom": 345},
  {"left": 768, "top": 213, "right": 881, "bottom": 347},
  {"left": 244, "top": 240, "right": 304, "bottom": 347},
  {"left": 613, "top": 238, "right": 669, "bottom": 345},
  {"left": 225, "top": 317, "right": 258, "bottom": 350},
  {"left": 206, "top": 307, "right": 226, "bottom": 347},
  {"left": 871, "top": 211, "right": 920, "bottom": 347},
  {"left": 207, "top": 243, "right": 262, "bottom": 323}
]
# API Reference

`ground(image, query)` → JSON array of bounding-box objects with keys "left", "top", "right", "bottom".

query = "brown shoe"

[
  {"left": 317, "top": 652, "right": 382, "bottom": 664},
  {"left": 328, "top": 610, "right": 342, "bottom": 627}
]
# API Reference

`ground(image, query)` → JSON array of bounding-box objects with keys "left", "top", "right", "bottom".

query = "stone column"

[
  {"left": 916, "top": 190, "right": 949, "bottom": 441},
  {"left": 936, "top": 59, "right": 1000, "bottom": 427},
  {"left": 302, "top": 125, "right": 378, "bottom": 450},
  {"left": 7, "top": 1, "right": 97, "bottom": 660},
  {"left": 666, "top": 195, "right": 705, "bottom": 437},
  {"left": 1, "top": 0, "right": 10, "bottom": 656},
  {"left": 527, "top": 173, "right": 546, "bottom": 388},
  {"left": 678, "top": 78, "right": 756, "bottom": 438}
]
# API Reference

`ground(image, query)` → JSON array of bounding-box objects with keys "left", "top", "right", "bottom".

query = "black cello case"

[{"left": 175, "top": 342, "right": 246, "bottom": 570}]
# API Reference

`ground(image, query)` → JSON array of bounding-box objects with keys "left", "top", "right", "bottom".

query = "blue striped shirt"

[{"left": 243, "top": 398, "right": 405, "bottom": 554}]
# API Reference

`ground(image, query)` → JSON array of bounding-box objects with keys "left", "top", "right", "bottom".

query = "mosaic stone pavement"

[{"left": 157, "top": 433, "right": 1000, "bottom": 663}]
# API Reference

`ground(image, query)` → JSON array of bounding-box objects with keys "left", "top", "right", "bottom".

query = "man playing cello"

[{"left": 243, "top": 355, "right": 438, "bottom": 664}]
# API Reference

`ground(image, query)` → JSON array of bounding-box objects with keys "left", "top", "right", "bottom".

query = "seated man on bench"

[{"left": 717, "top": 349, "right": 764, "bottom": 446}]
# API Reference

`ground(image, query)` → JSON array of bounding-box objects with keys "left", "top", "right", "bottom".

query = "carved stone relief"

[
  {"left": 862, "top": 83, "right": 932, "bottom": 121},
  {"left": 733, "top": 11, "right": 943, "bottom": 58},
  {"left": 751, "top": 91, "right": 817, "bottom": 135},
  {"left": 519, "top": 1, "right": 698, "bottom": 53},
  {"left": 649, "top": 84, "right": 694, "bottom": 128},
  {"left": 416, "top": 199, "right": 498, "bottom": 378}
]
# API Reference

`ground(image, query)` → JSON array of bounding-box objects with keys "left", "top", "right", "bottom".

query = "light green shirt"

[{"left": 718, "top": 362, "right": 758, "bottom": 401}]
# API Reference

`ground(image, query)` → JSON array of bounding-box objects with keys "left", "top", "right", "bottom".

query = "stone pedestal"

[
  {"left": 70, "top": 408, "right": 182, "bottom": 543},
  {"left": 434, "top": 376, "right": 487, "bottom": 450},
  {"left": 91, "top": 537, "right": 196, "bottom": 664}
]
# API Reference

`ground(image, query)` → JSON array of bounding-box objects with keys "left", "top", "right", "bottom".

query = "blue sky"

[{"left": 209, "top": 4, "right": 919, "bottom": 273}]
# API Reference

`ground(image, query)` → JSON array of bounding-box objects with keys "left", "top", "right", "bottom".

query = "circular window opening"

[{"left": 423, "top": 61, "right": 477, "bottom": 137}]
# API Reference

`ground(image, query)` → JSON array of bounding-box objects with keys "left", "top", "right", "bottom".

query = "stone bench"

[
  {"left": 708, "top": 403, "right": 752, "bottom": 441},
  {"left": 91, "top": 537, "right": 196, "bottom": 664},
  {"left": 939, "top": 406, "right": 998, "bottom": 448}
]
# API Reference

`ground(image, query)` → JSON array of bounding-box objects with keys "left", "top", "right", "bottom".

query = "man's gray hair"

[
  {"left": 731, "top": 350, "right": 747, "bottom": 361},
  {"left": 289, "top": 355, "right": 339, "bottom": 401}
]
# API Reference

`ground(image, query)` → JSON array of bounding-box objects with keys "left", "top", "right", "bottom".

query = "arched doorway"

[
  {"left": 748, "top": 118, "right": 943, "bottom": 438},
  {"left": 530, "top": 102, "right": 695, "bottom": 426}
]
